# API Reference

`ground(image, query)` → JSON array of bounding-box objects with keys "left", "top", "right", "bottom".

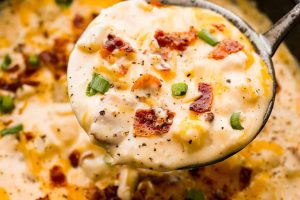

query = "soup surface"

[
  {"left": 0, "top": 0, "right": 299, "bottom": 199},
  {"left": 68, "top": 0, "right": 274, "bottom": 170}
]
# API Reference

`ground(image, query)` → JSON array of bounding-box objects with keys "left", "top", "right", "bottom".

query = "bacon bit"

[
  {"left": 73, "top": 14, "right": 89, "bottom": 41},
  {"left": 210, "top": 39, "right": 244, "bottom": 60},
  {"left": 91, "top": 12, "right": 99, "bottom": 19},
  {"left": 22, "top": 80, "right": 40, "bottom": 87},
  {"left": 73, "top": 14, "right": 85, "bottom": 29},
  {"left": 101, "top": 34, "right": 135, "bottom": 58},
  {"left": 4, "top": 64, "right": 20, "bottom": 73},
  {"left": 0, "top": 78, "right": 21, "bottom": 92},
  {"left": 213, "top": 24, "right": 226, "bottom": 32},
  {"left": 104, "top": 185, "right": 120, "bottom": 200},
  {"left": 39, "top": 38, "right": 69, "bottom": 79},
  {"left": 36, "top": 195, "right": 49, "bottom": 200},
  {"left": 150, "top": 0, "right": 162, "bottom": 6},
  {"left": 239, "top": 167, "right": 252, "bottom": 190},
  {"left": 131, "top": 74, "right": 162, "bottom": 91},
  {"left": 204, "top": 112, "right": 215, "bottom": 122},
  {"left": 118, "top": 65, "right": 129, "bottom": 75},
  {"left": 50, "top": 165, "right": 67, "bottom": 187},
  {"left": 154, "top": 27, "right": 198, "bottom": 51},
  {"left": 134, "top": 109, "right": 175, "bottom": 137},
  {"left": 24, "top": 132, "right": 35, "bottom": 141},
  {"left": 190, "top": 83, "right": 213, "bottom": 114},
  {"left": 85, "top": 186, "right": 105, "bottom": 200},
  {"left": 39, "top": 51, "right": 58, "bottom": 65},
  {"left": 69, "top": 149, "right": 81, "bottom": 168}
]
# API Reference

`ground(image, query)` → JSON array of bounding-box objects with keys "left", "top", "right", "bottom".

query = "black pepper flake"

[
  {"left": 149, "top": 157, "right": 153, "bottom": 161},
  {"left": 167, "top": 139, "right": 171, "bottom": 142},
  {"left": 154, "top": 148, "right": 157, "bottom": 152},
  {"left": 189, "top": 140, "right": 193, "bottom": 144},
  {"left": 117, "top": 153, "right": 120, "bottom": 156},
  {"left": 187, "top": 73, "right": 191, "bottom": 77},
  {"left": 221, "top": 127, "right": 224, "bottom": 130},
  {"left": 142, "top": 143, "right": 147, "bottom": 147},
  {"left": 226, "top": 79, "right": 231, "bottom": 83},
  {"left": 99, "top": 110, "right": 106, "bottom": 116}
]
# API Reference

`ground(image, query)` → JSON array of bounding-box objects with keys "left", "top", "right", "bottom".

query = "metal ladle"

[{"left": 146, "top": 0, "right": 300, "bottom": 169}]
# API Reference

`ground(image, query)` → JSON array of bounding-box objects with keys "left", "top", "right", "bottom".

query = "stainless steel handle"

[{"left": 262, "top": 3, "right": 300, "bottom": 56}]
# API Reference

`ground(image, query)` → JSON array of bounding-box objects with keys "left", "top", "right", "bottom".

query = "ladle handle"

[{"left": 262, "top": 3, "right": 300, "bottom": 56}]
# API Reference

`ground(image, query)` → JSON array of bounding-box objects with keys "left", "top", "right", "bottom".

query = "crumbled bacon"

[
  {"left": 118, "top": 64, "right": 129, "bottom": 75},
  {"left": 72, "top": 14, "right": 90, "bottom": 41},
  {"left": 39, "top": 38, "right": 69, "bottom": 79},
  {"left": 4, "top": 64, "right": 20, "bottom": 73},
  {"left": 50, "top": 165, "right": 67, "bottom": 187},
  {"left": 85, "top": 186, "right": 105, "bottom": 200},
  {"left": 101, "top": 34, "right": 135, "bottom": 58},
  {"left": 104, "top": 185, "right": 120, "bottom": 200},
  {"left": 239, "top": 167, "right": 252, "bottom": 190},
  {"left": 131, "top": 74, "right": 162, "bottom": 91},
  {"left": 0, "top": 78, "right": 21, "bottom": 92},
  {"left": 150, "top": 0, "right": 162, "bottom": 6},
  {"left": 24, "top": 132, "right": 35, "bottom": 141},
  {"left": 36, "top": 195, "right": 49, "bottom": 200},
  {"left": 134, "top": 109, "right": 175, "bottom": 137},
  {"left": 190, "top": 83, "right": 213, "bottom": 113},
  {"left": 69, "top": 149, "right": 81, "bottom": 168},
  {"left": 210, "top": 39, "right": 243, "bottom": 60},
  {"left": 213, "top": 24, "right": 226, "bottom": 32},
  {"left": 154, "top": 27, "right": 198, "bottom": 51},
  {"left": 73, "top": 14, "right": 85, "bottom": 29},
  {"left": 204, "top": 112, "right": 215, "bottom": 122}
]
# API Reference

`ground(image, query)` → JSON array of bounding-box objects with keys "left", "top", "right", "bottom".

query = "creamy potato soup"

[
  {"left": 68, "top": 0, "right": 274, "bottom": 170},
  {"left": 0, "top": 0, "right": 299, "bottom": 199}
]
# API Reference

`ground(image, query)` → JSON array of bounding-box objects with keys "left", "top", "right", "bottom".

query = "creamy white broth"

[
  {"left": 0, "top": 0, "right": 299, "bottom": 199},
  {"left": 68, "top": 0, "right": 273, "bottom": 170}
]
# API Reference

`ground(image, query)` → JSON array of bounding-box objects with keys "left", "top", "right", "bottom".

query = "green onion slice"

[
  {"left": 0, "top": 96, "right": 14, "bottom": 113},
  {"left": 172, "top": 82, "right": 188, "bottom": 97},
  {"left": 198, "top": 29, "right": 219, "bottom": 46},
  {"left": 55, "top": 0, "right": 73, "bottom": 8},
  {"left": 28, "top": 55, "right": 40, "bottom": 68},
  {"left": 0, "top": 124, "right": 23, "bottom": 136},
  {"left": 86, "top": 83, "right": 97, "bottom": 97},
  {"left": 1, "top": 54, "right": 12, "bottom": 70},
  {"left": 86, "top": 73, "right": 110, "bottom": 96},
  {"left": 185, "top": 188, "right": 205, "bottom": 200},
  {"left": 230, "top": 112, "right": 244, "bottom": 130}
]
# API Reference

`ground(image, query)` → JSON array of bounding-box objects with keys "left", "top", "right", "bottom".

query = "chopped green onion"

[
  {"left": 90, "top": 73, "right": 110, "bottom": 95},
  {"left": 230, "top": 112, "right": 244, "bottom": 130},
  {"left": 55, "top": 0, "right": 73, "bottom": 8},
  {"left": 0, "top": 96, "right": 14, "bottom": 113},
  {"left": 185, "top": 188, "right": 205, "bottom": 200},
  {"left": 172, "top": 82, "right": 188, "bottom": 97},
  {"left": 198, "top": 29, "right": 219, "bottom": 46},
  {"left": 86, "top": 83, "right": 97, "bottom": 97},
  {"left": 1, "top": 54, "right": 12, "bottom": 71},
  {"left": 28, "top": 55, "right": 40, "bottom": 68},
  {"left": 0, "top": 124, "right": 23, "bottom": 136}
]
